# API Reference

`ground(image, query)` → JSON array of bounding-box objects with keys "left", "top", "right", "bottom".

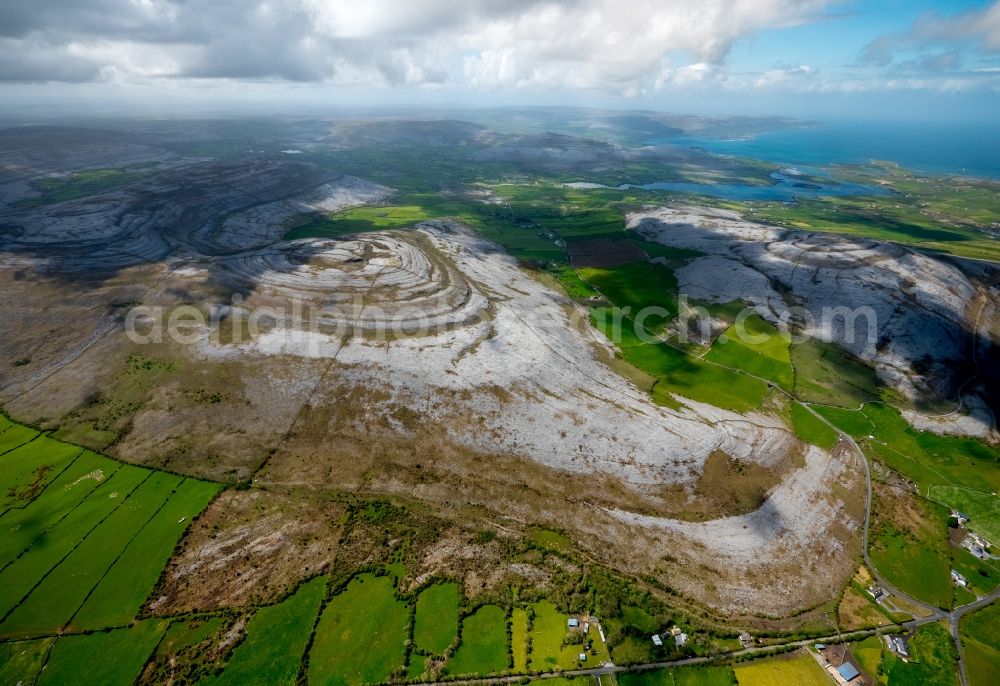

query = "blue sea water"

[
  {"left": 661, "top": 120, "right": 1000, "bottom": 180},
  {"left": 566, "top": 167, "right": 891, "bottom": 202},
  {"left": 630, "top": 169, "right": 890, "bottom": 202}
]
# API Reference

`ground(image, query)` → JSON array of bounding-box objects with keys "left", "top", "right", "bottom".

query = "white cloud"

[{"left": 0, "top": 0, "right": 839, "bottom": 92}]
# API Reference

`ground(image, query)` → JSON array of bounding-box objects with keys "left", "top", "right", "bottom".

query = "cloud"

[
  {"left": 0, "top": 0, "right": 840, "bottom": 92},
  {"left": 907, "top": 1, "right": 1000, "bottom": 53},
  {"left": 860, "top": 1, "right": 1000, "bottom": 71}
]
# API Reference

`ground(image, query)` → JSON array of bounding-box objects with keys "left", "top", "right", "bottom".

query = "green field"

[
  {"left": 790, "top": 403, "right": 839, "bottom": 450},
  {"left": 413, "top": 582, "right": 459, "bottom": 655},
  {"left": 0, "top": 449, "right": 116, "bottom": 566},
  {"left": 207, "top": 576, "right": 326, "bottom": 686},
  {"left": 621, "top": 665, "right": 738, "bottom": 686},
  {"left": 512, "top": 607, "right": 529, "bottom": 672},
  {"left": 789, "top": 339, "right": 882, "bottom": 408},
  {"left": 446, "top": 604, "right": 508, "bottom": 676},
  {"left": 960, "top": 601, "right": 1000, "bottom": 686},
  {"left": 577, "top": 262, "right": 680, "bottom": 329},
  {"left": 853, "top": 635, "right": 884, "bottom": 678},
  {"left": 0, "top": 636, "right": 55, "bottom": 685},
  {"left": 0, "top": 435, "right": 81, "bottom": 513},
  {"left": 747, "top": 179, "right": 1000, "bottom": 262},
  {"left": 0, "top": 471, "right": 184, "bottom": 637},
  {"left": 70, "top": 478, "right": 222, "bottom": 629},
  {"left": 952, "top": 545, "right": 1000, "bottom": 598},
  {"left": 882, "top": 622, "right": 958, "bottom": 686},
  {"left": 815, "top": 403, "right": 1000, "bottom": 501},
  {"left": 308, "top": 574, "right": 409, "bottom": 686},
  {"left": 704, "top": 314, "right": 792, "bottom": 390},
  {"left": 0, "top": 415, "right": 222, "bottom": 673},
  {"left": 733, "top": 651, "right": 830, "bottom": 686},
  {"left": 870, "top": 495, "right": 952, "bottom": 609},
  {"left": 527, "top": 600, "right": 585, "bottom": 670},
  {"left": 36, "top": 619, "right": 167, "bottom": 686},
  {"left": 285, "top": 205, "right": 434, "bottom": 240},
  {"left": 589, "top": 313, "right": 769, "bottom": 412},
  {"left": 812, "top": 405, "right": 874, "bottom": 438},
  {"left": 929, "top": 486, "right": 1000, "bottom": 544},
  {"left": 16, "top": 168, "right": 146, "bottom": 209},
  {"left": 621, "top": 605, "right": 659, "bottom": 634},
  {"left": 0, "top": 464, "right": 151, "bottom": 622},
  {"left": 0, "top": 424, "right": 39, "bottom": 454},
  {"left": 609, "top": 632, "right": 657, "bottom": 665}
]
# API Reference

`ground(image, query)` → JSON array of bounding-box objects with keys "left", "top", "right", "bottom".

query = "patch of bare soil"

[
  {"left": 652, "top": 449, "right": 789, "bottom": 522},
  {"left": 149, "top": 488, "right": 344, "bottom": 613},
  {"left": 568, "top": 238, "right": 646, "bottom": 268}
]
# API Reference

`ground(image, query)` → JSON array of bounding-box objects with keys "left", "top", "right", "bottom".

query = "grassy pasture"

[
  {"left": 0, "top": 464, "right": 150, "bottom": 621},
  {"left": 70, "top": 477, "right": 221, "bottom": 630},
  {"left": 960, "top": 600, "right": 1000, "bottom": 686},
  {"left": 286, "top": 205, "right": 434, "bottom": 240},
  {"left": 158, "top": 615, "right": 224, "bottom": 658},
  {"left": 790, "top": 404, "right": 839, "bottom": 450},
  {"left": 528, "top": 600, "right": 585, "bottom": 670},
  {"left": 207, "top": 576, "right": 326, "bottom": 686},
  {"left": 0, "top": 471, "right": 181, "bottom": 637},
  {"left": 838, "top": 585, "right": 891, "bottom": 630},
  {"left": 512, "top": 607, "right": 529, "bottom": 672},
  {"left": 308, "top": 574, "right": 408, "bottom": 686},
  {"left": 0, "top": 424, "right": 39, "bottom": 454},
  {"left": 446, "top": 604, "right": 508, "bottom": 676},
  {"left": 588, "top": 308, "right": 769, "bottom": 411},
  {"left": 620, "top": 666, "right": 737, "bottom": 686},
  {"left": 703, "top": 314, "right": 793, "bottom": 390},
  {"left": 622, "top": 605, "right": 659, "bottom": 634},
  {"left": 853, "top": 635, "right": 884, "bottom": 678},
  {"left": 0, "top": 436, "right": 83, "bottom": 514},
  {"left": 623, "top": 341, "right": 769, "bottom": 413},
  {"left": 813, "top": 406, "right": 874, "bottom": 438},
  {"left": 733, "top": 651, "right": 830, "bottom": 686},
  {"left": 951, "top": 546, "right": 1000, "bottom": 598},
  {"left": 789, "top": 338, "right": 881, "bottom": 408},
  {"left": 17, "top": 168, "right": 144, "bottom": 209},
  {"left": 36, "top": 619, "right": 167, "bottom": 686},
  {"left": 869, "top": 492, "right": 952, "bottom": 609},
  {"left": 0, "top": 450, "right": 116, "bottom": 567},
  {"left": 882, "top": 622, "right": 958, "bottom": 686},
  {"left": 929, "top": 486, "right": 1000, "bottom": 543},
  {"left": 860, "top": 403, "right": 1000, "bottom": 496},
  {"left": 413, "top": 582, "right": 459, "bottom": 655},
  {"left": 609, "top": 631, "right": 656, "bottom": 665},
  {"left": 0, "top": 636, "right": 55, "bottom": 685},
  {"left": 577, "top": 262, "right": 679, "bottom": 329}
]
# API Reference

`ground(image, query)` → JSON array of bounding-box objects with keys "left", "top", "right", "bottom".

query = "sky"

[{"left": 1, "top": 0, "right": 999, "bottom": 120}]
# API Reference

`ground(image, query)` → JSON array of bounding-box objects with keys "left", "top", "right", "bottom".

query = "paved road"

[
  {"left": 803, "top": 403, "right": 1000, "bottom": 686},
  {"left": 572, "top": 264, "right": 999, "bottom": 686}
]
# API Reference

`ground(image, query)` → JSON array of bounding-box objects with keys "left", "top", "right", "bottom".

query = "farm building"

[
  {"left": 885, "top": 635, "right": 910, "bottom": 661},
  {"left": 837, "top": 663, "right": 860, "bottom": 682}
]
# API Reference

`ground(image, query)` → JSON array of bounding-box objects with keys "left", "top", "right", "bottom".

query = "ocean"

[{"left": 658, "top": 120, "right": 1000, "bottom": 180}]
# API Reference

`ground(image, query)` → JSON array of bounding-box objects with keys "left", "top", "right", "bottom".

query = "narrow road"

[{"left": 569, "top": 262, "right": 999, "bottom": 686}]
